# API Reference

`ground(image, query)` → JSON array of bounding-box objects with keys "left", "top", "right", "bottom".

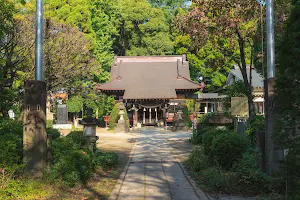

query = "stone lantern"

[{"left": 79, "top": 108, "right": 99, "bottom": 152}]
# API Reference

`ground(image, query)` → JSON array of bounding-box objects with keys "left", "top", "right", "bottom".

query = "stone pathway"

[{"left": 113, "top": 128, "right": 203, "bottom": 200}]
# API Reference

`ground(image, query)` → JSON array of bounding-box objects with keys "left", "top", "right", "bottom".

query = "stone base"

[
  {"left": 137, "top": 123, "right": 142, "bottom": 128},
  {"left": 114, "top": 119, "right": 129, "bottom": 133},
  {"left": 53, "top": 124, "right": 72, "bottom": 129},
  {"left": 172, "top": 119, "right": 188, "bottom": 131}
]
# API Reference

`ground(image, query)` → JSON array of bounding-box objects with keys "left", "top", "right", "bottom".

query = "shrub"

[
  {"left": 50, "top": 136, "right": 93, "bottom": 186},
  {"left": 66, "top": 130, "right": 87, "bottom": 147},
  {"left": 46, "top": 127, "right": 60, "bottom": 140},
  {"left": 202, "top": 128, "right": 227, "bottom": 158},
  {"left": 93, "top": 151, "right": 118, "bottom": 170},
  {"left": 231, "top": 152, "right": 279, "bottom": 195},
  {"left": 0, "top": 120, "right": 24, "bottom": 174},
  {"left": 211, "top": 132, "right": 249, "bottom": 169},
  {"left": 201, "top": 167, "right": 235, "bottom": 193},
  {"left": 191, "top": 124, "right": 214, "bottom": 144},
  {"left": 185, "top": 146, "right": 209, "bottom": 172}
]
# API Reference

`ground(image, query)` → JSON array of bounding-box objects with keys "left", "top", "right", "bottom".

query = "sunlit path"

[{"left": 112, "top": 128, "right": 203, "bottom": 200}]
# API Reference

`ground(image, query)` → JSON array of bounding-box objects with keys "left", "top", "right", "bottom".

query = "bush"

[
  {"left": 0, "top": 120, "right": 24, "bottom": 174},
  {"left": 66, "top": 131, "right": 87, "bottom": 147},
  {"left": 49, "top": 130, "right": 118, "bottom": 187},
  {"left": 202, "top": 128, "right": 227, "bottom": 158},
  {"left": 191, "top": 124, "right": 215, "bottom": 144},
  {"left": 201, "top": 167, "right": 235, "bottom": 193},
  {"left": 185, "top": 146, "right": 209, "bottom": 172},
  {"left": 93, "top": 151, "right": 118, "bottom": 170},
  {"left": 231, "top": 152, "right": 275, "bottom": 195},
  {"left": 46, "top": 127, "right": 60, "bottom": 140},
  {"left": 49, "top": 135, "right": 93, "bottom": 186},
  {"left": 211, "top": 132, "right": 249, "bottom": 169}
]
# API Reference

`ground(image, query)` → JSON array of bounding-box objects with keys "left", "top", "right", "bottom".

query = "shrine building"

[{"left": 97, "top": 55, "right": 205, "bottom": 127}]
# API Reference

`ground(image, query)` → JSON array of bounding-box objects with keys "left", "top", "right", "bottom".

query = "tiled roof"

[
  {"left": 98, "top": 55, "right": 202, "bottom": 99},
  {"left": 226, "top": 67, "right": 264, "bottom": 88}
]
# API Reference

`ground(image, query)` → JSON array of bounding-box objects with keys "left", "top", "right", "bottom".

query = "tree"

[
  {"left": 91, "top": 0, "right": 119, "bottom": 72},
  {"left": 0, "top": 3, "right": 33, "bottom": 116},
  {"left": 276, "top": 1, "right": 300, "bottom": 197},
  {"left": 174, "top": 34, "right": 233, "bottom": 89},
  {"left": 115, "top": 0, "right": 174, "bottom": 56},
  {"left": 177, "top": 0, "right": 261, "bottom": 119},
  {"left": 44, "top": 0, "right": 94, "bottom": 36}
]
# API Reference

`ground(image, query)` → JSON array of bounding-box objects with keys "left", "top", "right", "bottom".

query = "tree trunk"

[{"left": 236, "top": 28, "right": 256, "bottom": 120}]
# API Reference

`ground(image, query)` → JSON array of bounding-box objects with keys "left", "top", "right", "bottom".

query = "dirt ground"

[
  {"left": 96, "top": 131, "right": 138, "bottom": 167},
  {"left": 53, "top": 129, "right": 138, "bottom": 200}
]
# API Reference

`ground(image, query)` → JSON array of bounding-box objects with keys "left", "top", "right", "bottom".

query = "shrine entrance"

[{"left": 125, "top": 100, "right": 168, "bottom": 126}]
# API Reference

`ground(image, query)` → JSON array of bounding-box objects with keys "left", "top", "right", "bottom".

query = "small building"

[
  {"left": 97, "top": 55, "right": 205, "bottom": 126},
  {"left": 196, "top": 93, "right": 227, "bottom": 114},
  {"left": 226, "top": 66, "right": 264, "bottom": 115}
]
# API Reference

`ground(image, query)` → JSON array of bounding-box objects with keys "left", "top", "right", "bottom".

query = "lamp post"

[{"left": 265, "top": 0, "right": 279, "bottom": 176}]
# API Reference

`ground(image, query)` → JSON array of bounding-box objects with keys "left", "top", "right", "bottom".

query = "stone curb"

[
  {"left": 108, "top": 138, "right": 137, "bottom": 200},
  {"left": 176, "top": 161, "right": 211, "bottom": 200},
  {"left": 169, "top": 141, "right": 210, "bottom": 200}
]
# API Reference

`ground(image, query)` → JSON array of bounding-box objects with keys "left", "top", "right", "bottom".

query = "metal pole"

[
  {"left": 266, "top": 0, "right": 275, "bottom": 78},
  {"left": 35, "top": 0, "right": 44, "bottom": 81},
  {"left": 261, "top": 5, "right": 265, "bottom": 78}
]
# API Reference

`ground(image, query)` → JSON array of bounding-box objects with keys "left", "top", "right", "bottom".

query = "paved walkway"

[{"left": 113, "top": 128, "right": 204, "bottom": 200}]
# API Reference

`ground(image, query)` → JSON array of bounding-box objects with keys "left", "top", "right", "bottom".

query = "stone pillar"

[
  {"left": 23, "top": 80, "right": 47, "bottom": 175},
  {"left": 149, "top": 108, "right": 152, "bottom": 123},
  {"left": 143, "top": 108, "right": 146, "bottom": 124},
  {"left": 134, "top": 109, "right": 138, "bottom": 127},
  {"left": 155, "top": 108, "right": 158, "bottom": 122},
  {"left": 264, "top": 78, "right": 283, "bottom": 175}
]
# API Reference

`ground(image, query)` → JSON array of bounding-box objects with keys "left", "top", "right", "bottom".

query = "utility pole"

[
  {"left": 23, "top": 0, "right": 47, "bottom": 176},
  {"left": 265, "top": 0, "right": 282, "bottom": 175}
]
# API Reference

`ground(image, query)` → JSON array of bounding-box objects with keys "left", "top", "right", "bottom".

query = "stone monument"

[
  {"left": 114, "top": 103, "right": 129, "bottom": 133},
  {"left": 53, "top": 104, "right": 72, "bottom": 129},
  {"left": 173, "top": 110, "right": 188, "bottom": 131},
  {"left": 79, "top": 108, "right": 99, "bottom": 152}
]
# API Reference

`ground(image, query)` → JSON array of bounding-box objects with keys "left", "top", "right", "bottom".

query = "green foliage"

[
  {"left": 115, "top": 0, "right": 174, "bottom": 56},
  {"left": 211, "top": 132, "right": 249, "bottom": 169},
  {"left": 185, "top": 146, "right": 209, "bottom": 172},
  {"left": 245, "top": 115, "right": 265, "bottom": 145},
  {"left": 0, "top": 119, "right": 24, "bottom": 174},
  {"left": 186, "top": 141, "right": 278, "bottom": 195},
  {"left": 46, "top": 127, "right": 61, "bottom": 140},
  {"left": 223, "top": 81, "right": 247, "bottom": 110},
  {"left": 0, "top": 179, "right": 49, "bottom": 200},
  {"left": 276, "top": 1, "right": 300, "bottom": 198},
  {"left": 49, "top": 130, "right": 118, "bottom": 186},
  {"left": 174, "top": 35, "right": 233, "bottom": 89},
  {"left": 65, "top": 131, "right": 87, "bottom": 147},
  {"left": 67, "top": 95, "right": 83, "bottom": 113},
  {"left": 231, "top": 152, "right": 277, "bottom": 194},
  {"left": 50, "top": 131, "right": 92, "bottom": 186},
  {"left": 201, "top": 167, "right": 236, "bottom": 193},
  {"left": 93, "top": 151, "right": 118, "bottom": 170}
]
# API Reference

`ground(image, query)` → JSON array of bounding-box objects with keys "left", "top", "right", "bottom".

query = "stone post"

[
  {"left": 149, "top": 108, "right": 152, "bottom": 123},
  {"left": 80, "top": 108, "right": 99, "bottom": 153},
  {"left": 155, "top": 108, "right": 158, "bottom": 122},
  {"left": 143, "top": 108, "right": 146, "bottom": 124},
  {"left": 23, "top": 80, "right": 47, "bottom": 175}
]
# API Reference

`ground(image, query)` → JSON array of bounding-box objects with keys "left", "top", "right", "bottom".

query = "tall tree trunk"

[{"left": 236, "top": 28, "right": 256, "bottom": 120}]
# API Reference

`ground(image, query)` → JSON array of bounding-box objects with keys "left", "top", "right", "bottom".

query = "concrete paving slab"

[{"left": 111, "top": 128, "right": 204, "bottom": 200}]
